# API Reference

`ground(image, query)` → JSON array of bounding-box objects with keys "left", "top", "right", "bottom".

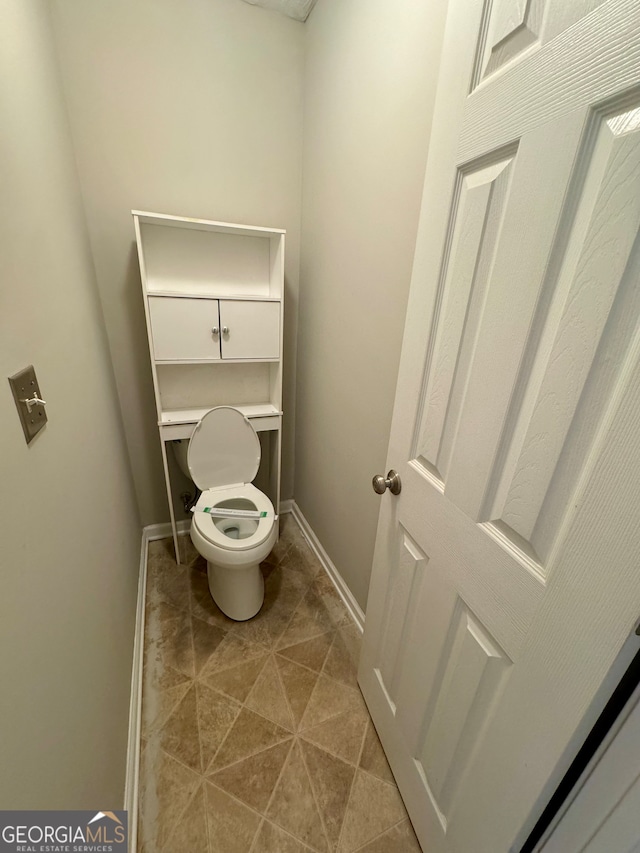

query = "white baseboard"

[
  {"left": 279, "top": 499, "right": 293, "bottom": 515},
  {"left": 123, "top": 529, "right": 150, "bottom": 852},
  {"left": 290, "top": 502, "right": 365, "bottom": 633},
  {"left": 144, "top": 519, "right": 190, "bottom": 541}
]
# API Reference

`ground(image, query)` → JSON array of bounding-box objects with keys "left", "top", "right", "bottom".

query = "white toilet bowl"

[{"left": 184, "top": 407, "right": 278, "bottom": 621}]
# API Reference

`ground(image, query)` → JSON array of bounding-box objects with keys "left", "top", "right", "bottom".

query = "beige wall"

[
  {"left": 0, "top": 0, "right": 141, "bottom": 807},
  {"left": 50, "top": 0, "right": 304, "bottom": 525},
  {"left": 296, "top": 0, "right": 448, "bottom": 609}
]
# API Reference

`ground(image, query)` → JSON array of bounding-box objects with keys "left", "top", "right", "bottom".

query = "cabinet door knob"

[
  {"left": 212, "top": 327, "right": 219, "bottom": 335},
  {"left": 222, "top": 326, "right": 229, "bottom": 335}
]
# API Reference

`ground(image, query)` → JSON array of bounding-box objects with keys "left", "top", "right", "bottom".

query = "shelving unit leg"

[{"left": 159, "top": 433, "right": 182, "bottom": 564}]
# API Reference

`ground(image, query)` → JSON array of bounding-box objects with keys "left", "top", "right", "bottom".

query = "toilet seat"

[
  {"left": 192, "top": 483, "right": 275, "bottom": 552},
  {"left": 188, "top": 408, "right": 275, "bottom": 553},
  {"left": 187, "top": 406, "right": 261, "bottom": 490}
]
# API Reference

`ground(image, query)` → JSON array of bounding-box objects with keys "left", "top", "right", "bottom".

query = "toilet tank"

[{"left": 171, "top": 439, "right": 192, "bottom": 481}]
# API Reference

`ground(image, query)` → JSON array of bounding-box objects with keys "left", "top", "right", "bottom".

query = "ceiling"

[{"left": 240, "top": 0, "right": 318, "bottom": 22}]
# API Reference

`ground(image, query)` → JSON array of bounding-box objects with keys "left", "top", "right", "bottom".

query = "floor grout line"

[
  {"left": 142, "top": 678, "right": 193, "bottom": 742},
  {"left": 193, "top": 653, "right": 207, "bottom": 777},
  {"left": 244, "top": 736, "right": 297, "bottom": 851},
  {"left": 205, "top": 774, "right": 277, "bottom": 822},
  {"left": 318, "top": 631, "right": 338, "bottom": 684},
  {"left": 274, "top": 651, "right": 316, "bottom": 734},
  {"left": 357, "top": 763, "right": 403, "bottom": 789},
  {"left": 275, "top": 645, "right": 362, "bottom": 689},
  {"left": 205, "top": 732, "right": 294, "bottom": 780},
  {"left": 298, "top": 736, "right": 334, "bottom": 852},
  {"left": 140, "top": 743, "right": 202, "bottom": 852},
  {"left": 259, "top": 818, "right": 319, "bottom": 853},
  {"left": 150, "top": 743, "right": 205, "bottom": 782},
  {"left": 298, "top": 700, "right": 367, "bottom": 740},
  {"left": 264, "top": 651, "right": 297, "bottom": 732},
  {"left": 199, "top": 781, "right": 212, "bottom": 853},
  {"left": 276, "top": 623, "right": 336, "bottom": 655},
  {"left": 349, "top": 815, "right": 412, "bottom": 852},
  {"left": 335, "top": 716, "right": 372, "bottom": 851},
  {"left": 247, "top": 817, "right": 265, "bottom": 853},
  {"left": 200, "top": 697, "right": 245, "bottom": 776}
]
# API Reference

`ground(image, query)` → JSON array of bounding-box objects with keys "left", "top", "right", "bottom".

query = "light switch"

[{"left": 8, "top": 365, "right": 48, "bottom": 444}]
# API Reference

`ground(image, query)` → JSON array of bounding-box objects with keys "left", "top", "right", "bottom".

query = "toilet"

[{"left": 181, "top": 406, "right": 277, "bottom": 621}]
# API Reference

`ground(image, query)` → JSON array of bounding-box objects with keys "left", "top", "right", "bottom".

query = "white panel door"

[
  {"left": 148, "top": 296, "right": 220, "bottom": 361},
  {"left": 219, "top": 300, "right": 280, "bottom": 360},
  {"left": 359, "top": 2, "right": 640, "bottom": 851}
]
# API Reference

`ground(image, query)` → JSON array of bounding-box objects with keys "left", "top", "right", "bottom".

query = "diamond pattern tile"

[
  {"left": 209, "top": 739, "right": 292, "bottom": 813},
  {"left": 300, "top": 709, "right": 367, "bottom": 765},
  {"left": 208, "top": 707, "right": 291, "bottom": 772},
  {"left": 300, "top": 740, "right": 355, "bottom": 848},
  {"left": 267, "top": 740, "right": 328, "bottom": 852},
  {"left": 245, "top": 655, "right": 295, "bottom": 730},
  {"left": 275, "top": 657, "right": 319, "bottom": 729},
  {"left": 200, "top": 654, "right": 267, "bottom": 703},
  {"left": 277, "top": 631, "right": 334, "bottom": 672},
  {"left": 138, "top": 515, "right": 421, "bottom": 851},
  {"left": 162, "top": 784, "right": 208, "bottom": 853}
]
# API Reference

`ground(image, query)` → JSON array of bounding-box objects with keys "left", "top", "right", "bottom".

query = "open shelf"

[
  {"left": 133, "top": 210, "right": 286, "bottom": 237},
  {"left": 136, "top": 211, "right": 284, "bottom": 300},
  {"left": 155, "top": 358, "right": 280, "bottom": 365},
  {"left": 160, "top": 403, "right": 281, "bottom": 425},
  {"left": 146, "top": 291, "right": 282, "bottom": 301}
]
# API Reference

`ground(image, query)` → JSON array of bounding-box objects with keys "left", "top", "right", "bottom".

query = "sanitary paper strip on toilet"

[{"left": 191, "top": 506, "right": 275, "bottom": 520}]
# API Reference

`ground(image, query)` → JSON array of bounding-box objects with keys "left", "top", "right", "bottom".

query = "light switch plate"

[{"left": 8, "top": 365, "right": 47, "bottom": 444}]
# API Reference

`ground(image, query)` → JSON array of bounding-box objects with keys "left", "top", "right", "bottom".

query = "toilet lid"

[{"left": 187, "top": 407, "right": 261, "bottom": 490}]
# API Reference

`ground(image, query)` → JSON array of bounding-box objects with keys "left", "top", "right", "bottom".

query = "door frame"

[
  {"left": 528, "top": 637, "right": 640, "bottom": 851},
  {"left": 516, "top": 630, "right": 640, "bottom": 851}
]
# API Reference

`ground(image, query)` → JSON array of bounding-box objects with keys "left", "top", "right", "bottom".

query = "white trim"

[
  {"left": 533, "top": 679, "right": 640, "bottom": 852},
  {"left": 123, "top": 529, "right": 149, "bottom": 852},
  {"left": 290, "top": 502, "right": 365, "bottom": 633},
  {"left": 279, "top": 499, "right": 294, "bottom": 514},
  {"left": 123, "top": 521, "right": 189, "bottom": 850},
  {"left": 144, "top": 519, "right": 190, "bottom": 541}
]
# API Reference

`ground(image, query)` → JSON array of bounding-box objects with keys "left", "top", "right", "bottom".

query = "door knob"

[
  {"left": 372, "top": 470, "right": 401, "bottom": 495},
  {"left": 222, "top": 326, "right": 229, "bottom": 335}
]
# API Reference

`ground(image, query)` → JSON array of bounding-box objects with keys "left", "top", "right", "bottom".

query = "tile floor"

[{"left": 138, "top": 514, "right": 421, "bottom": 852}]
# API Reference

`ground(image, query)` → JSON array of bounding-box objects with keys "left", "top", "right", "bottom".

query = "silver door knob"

[
  {"left": 372, "top": 470, "right": 401, "bottom": 495},
  {"left": 222, "top": 326, "right": 229, "bottom": 335},
  {"left": 212, "top": 327, "right": 219, "bottom": 335}
]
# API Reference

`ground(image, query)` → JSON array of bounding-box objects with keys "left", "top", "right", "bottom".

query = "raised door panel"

[
  {"left": 148, "top": 296, "right": 220, "bottom": 361},
  {"left": 471, "top": 0, "right": 546, "bottom": 90},
  {"left": 483, "top": 106, "right": 640, "bottom": 568},
  {"left": 369, "top": 531, "right": 512, "bottom": 833},
  {"left": 220, "top": 300, "right": 280, "bottom": 360},
  {"left": 414, "top": 104, "right": 640, "bottom": 577}
]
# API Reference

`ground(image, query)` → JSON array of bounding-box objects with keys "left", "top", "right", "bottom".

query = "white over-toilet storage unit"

[{"left": 133, "top": 210, "right": 285, "bottom": 563}]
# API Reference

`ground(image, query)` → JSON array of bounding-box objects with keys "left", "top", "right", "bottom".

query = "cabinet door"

[
  {"left": 219, "top": 300, "right": 280, "bottom": 360},
  {"left": 148, "top": 297, "right": 220, "bottom": 361}
]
